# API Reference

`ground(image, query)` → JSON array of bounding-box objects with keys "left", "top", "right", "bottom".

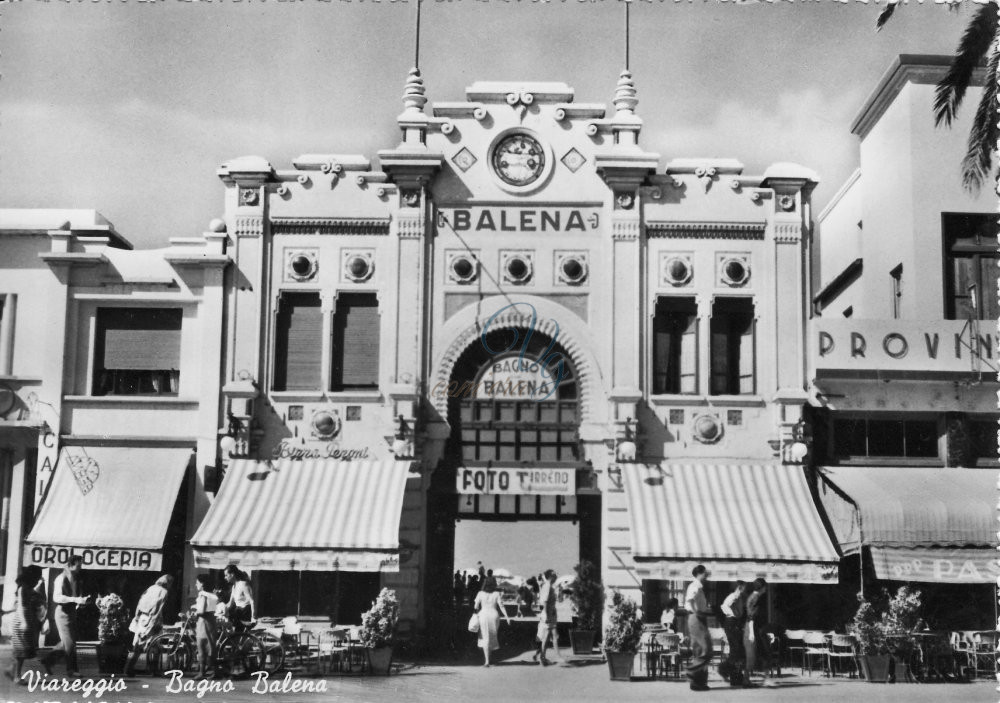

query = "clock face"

[{"left": 492, "top": 134, "right": 545, "bottom": 187}]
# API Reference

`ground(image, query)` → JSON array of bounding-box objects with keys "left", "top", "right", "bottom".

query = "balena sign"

[{"left": 438, "top": 207, "right": 600, "bottom": 233}]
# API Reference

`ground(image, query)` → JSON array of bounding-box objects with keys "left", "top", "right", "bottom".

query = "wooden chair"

[
  {"left": 802, "top": 631, "right": 830, "bottom": 677},
  {"left": 950, "top": 631, "right": 975, "bottom": 677},
  {"left": 827, "top": 634, "right": 858, "bottom": 678},
  {"left": 654, "top": 632, "right": 683, "bottom": 679},
  {"left": 317, "top": 629, "right": 349, "bottom": 674},
  {"left": 784, "top": 629, "right": 807, "bottom": 672},
  {"left": 973, "top": 632, "right": 997, "bottom": 678},
  {"left": 708, "top": 626, "right": 728, "bottom": 662}
]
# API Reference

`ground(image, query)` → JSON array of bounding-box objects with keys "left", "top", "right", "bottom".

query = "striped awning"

[
  {"left": 817, "top": 466, "right": 998, "bottom": 553},
  {"left": 621, "top": 463, "right": 840, "bottom": 584},
  {"left": 191, "top": 459, "right": 412, "bottom": 572},
  {"left": 25, "top": 447, "right": 191, "bottom": 571}
]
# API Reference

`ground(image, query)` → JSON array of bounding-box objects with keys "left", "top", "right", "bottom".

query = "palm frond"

[
  {"left": 875, "top": 2, "right": 897, "bottom": 32},
  {"left": 933, "top": 2, "right": 998, "bottom": 127},
  {"left": 959, "top": 46, "right": 999, "bottom": 193}
]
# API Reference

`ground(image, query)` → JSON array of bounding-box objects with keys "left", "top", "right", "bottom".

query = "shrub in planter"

[
  {"left": 360, "top": 588, "right": 399, "bottom": 675},
  {"left": 96, "top": 594, "right": 130, "bottom": 674},
  {"left": 884, "top": 586, "right": 922, "bottom": 683},
  {"left": 568, "top": 561, "right": 604, "bottom": 655},
  {"left": 849, "top": 597, "right": 889, "bottom": 683},
  {"left": 603, "top": 590, "right": 643, "bottom": 681}
]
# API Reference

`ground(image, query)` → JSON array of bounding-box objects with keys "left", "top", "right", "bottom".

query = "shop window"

[
  {"left": 944, "top": 213, "right": 999, "bottom": 321},
  {"left": 652, "top": 297, "right": 697, "bottom": 394},
  {"left": 273, "top": 293, "right": 323, "bottom": 392},
  {"left": 832, "top": 417, "right": 939, "bottom": 459},
  {"left": 256, "top": 571, "right": 379, "bottom": 621},
  {"left": 709, "top": 298, "right": 755, "bottom": 396},
  {"left": 968, "top": 418, "right": 1000, "bottom": 466},
  {"left": 92, "top": 308, "right": 182, "bottom": 396},
  {"left": 331, "top": 293, "right": 380, "bottom": 391}
]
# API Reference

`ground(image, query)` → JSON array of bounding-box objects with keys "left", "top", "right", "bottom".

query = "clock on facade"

[{"left": 492, "top": 133, "right": 545, "bottom": 187}]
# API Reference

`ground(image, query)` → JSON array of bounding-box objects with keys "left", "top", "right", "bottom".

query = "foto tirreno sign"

[
  {"left": 811, "top": 319, "right": 995, "bottom": 374},
  {"left": 457, "top": 466, "right": 576, "bottom": 496}
]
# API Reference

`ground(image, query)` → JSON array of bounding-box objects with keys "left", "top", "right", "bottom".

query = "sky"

[{"left": 3, "top": 2, "right": 970, "bottom": 249}]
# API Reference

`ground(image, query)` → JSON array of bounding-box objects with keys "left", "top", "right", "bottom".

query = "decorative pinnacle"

[
  {"left": 613, "top": 69, "right": 638, "bottom": 115},
  {"left": 402, "top": 67, "right": 428, "bottom": 113}
]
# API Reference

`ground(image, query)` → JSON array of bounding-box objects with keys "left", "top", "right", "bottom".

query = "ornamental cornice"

[
  {"left": 270, "top": 218, "right": 390, "bottom": 236},
  {"left": 645, "top": 221, "right": 766, "bottom": 240},
  {"left": 234, "top": 216, "right": 264, "bottom": 238}
]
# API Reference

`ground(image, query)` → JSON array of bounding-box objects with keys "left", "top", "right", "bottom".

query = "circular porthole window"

[
  {"left": 721, "top": 258, "right": 750, "bottom": 287},
  {"left": 692, "top": 414, "right": 723, "bottom": 444},
  {"left": 504, "top": 255, "right": 532, "bottom": 285},
  {"left": 287, "top": 251, "right": 318, "bottom": 282},
  {"left": 663, "top": 256, "right": 693, "bottom": 287},
  {"left": 311, "top": 410, "right": 342, "bottom": 440},
  {"left": 450, "top": 255, "right": 478, "bottom": 284},
  {"left": 558, "top": 255, "right": 588, "bottom": 285},
  {"left": 344, "top": 253, "right": 374, "bottom": 282}
]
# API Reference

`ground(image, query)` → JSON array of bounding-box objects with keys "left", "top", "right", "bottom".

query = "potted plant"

[
  {"left": 603, "top": 590, "right": 643, "bottom": 681},
  {"left": 96, "top": 594, "right": 130, "bottom": 674},
  {"left": 848, "top": 596, "right": 890, "bottom": 683},
  {"left": 360, "top": 588, "right": 399, "bottom": 675},
  {"left": 568, "top": 560, "right": 604, "bottom": 655},
  {"left": 883, "top": 586, "right": 922, "bottom": 683}
]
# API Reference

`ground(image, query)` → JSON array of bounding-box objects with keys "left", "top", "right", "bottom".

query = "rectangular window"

[
  {"left": 968, "top": 418, "right": 999, "bottom": 465},
  {"left": 944, "top": 213, "right": 999, "bottom": 321},
  {"left": 652, "top": 297, "right": 698, "bottom": 394},
  {"left": 709, "top": 298, "right": 755, "bottom": 396},
  {"left": 832, "top": 417, "right": 939, "bottom": 459},
  {"left": 273, "top": 293, "right": 323, "bottom": 391},
  {"left": 92, "top": 308, "right": 182, "bottom": 396},
  {"left": 256, "top": 571, "right": 378, "bottom": 621},
  {"left": 458, "top": 399, "right": 578, "bottom": 463},
  {"left": 331, "top": 293, "right": 380, "bottom": 390}
]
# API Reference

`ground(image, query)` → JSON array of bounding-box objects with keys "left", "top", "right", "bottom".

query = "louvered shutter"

[
  {"left": 99, "top": 308, "right": 182, "bottom": 371},
  {"left": 709, "top": 311, "right": 730, "bottom": 395},
  {"left": 332, "top": 294, "right": 380, "bottom": 389},
  {"left": 274, "top": 294, "right": 323, "bottom": 391},
  {"left": 652, "top": 311, "right": 671, "bottom": 394}
]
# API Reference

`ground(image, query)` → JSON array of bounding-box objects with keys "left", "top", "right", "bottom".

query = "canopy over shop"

[
  {"left": 621, "top": 463, "right": 841, "bottom": 584},
  {"left": 191, "top": 459, "right": 413, "bottom": 618},
  {"left": 24, "top": 447, "right": 191, "bottom": 572},
  {"left": 817, "top": 466, "right": 999, "bottom": 584}
]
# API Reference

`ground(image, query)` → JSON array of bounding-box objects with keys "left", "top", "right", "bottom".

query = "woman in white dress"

[{"left": 473, "top": 577, "right": 509, "bottom": 667}]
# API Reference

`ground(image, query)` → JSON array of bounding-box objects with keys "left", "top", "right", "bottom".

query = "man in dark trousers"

[
  {"left": 41, "top": 555, "right": 90, "bottom": 676},
  {"left": 721, "top": 580, "right": 748, "bottom": 686},
  {"left": 684, "top": 565, "right": 712, "bottom": 691}
]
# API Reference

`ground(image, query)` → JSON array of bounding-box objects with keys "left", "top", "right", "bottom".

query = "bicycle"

[{"left": 145, "top": 611, "right": 284, "bottom": 678}]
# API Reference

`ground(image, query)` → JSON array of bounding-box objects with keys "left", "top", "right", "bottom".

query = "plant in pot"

[
  {"left": 848, "top": 596, "right": 890, "bottom": 683},
  {"left": 603, "top": 590, "right": 643, "bottom": 681},
  {"left": 883, "top": 585, "right": 922, "bottom": 683},
  {"left": 360, "top": 588, "right": 399, "bottom": 675},
  {"left": 568, "top": 560, "right": 604, "bottom": 656},
  {"left": 96, "top": 594, "right": 130, "bottom": 674}
]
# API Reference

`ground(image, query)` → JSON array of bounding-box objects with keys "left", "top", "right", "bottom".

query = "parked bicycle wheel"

[
  {"left": 147, "top": 632, "right": 194, "bottom": 677},
  {"left": 257, "top": 632, "right": 285, "bottom": 674},
  {"left": 217, "top": 632, "right": 265, "bottom": 679}
]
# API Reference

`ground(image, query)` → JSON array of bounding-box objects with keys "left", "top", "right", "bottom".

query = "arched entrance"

[{"left": 425, "top": 327, "right": 601, "bottom": 650}]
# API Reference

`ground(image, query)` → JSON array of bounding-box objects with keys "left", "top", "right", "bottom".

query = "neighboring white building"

[
  {"left": 811, "top": 56, "right": 997, "bottom": 602},
  {"left": 0, "top": 209, "right": 228, "bottom": 623}
]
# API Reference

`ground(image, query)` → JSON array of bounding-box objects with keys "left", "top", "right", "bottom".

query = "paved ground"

[{"left": 0, "top": 646, "right": 994, "bottom": 703}]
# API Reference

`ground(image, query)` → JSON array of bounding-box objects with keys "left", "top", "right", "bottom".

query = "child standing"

[{"left": 193, "top": 574, "right": 219, "bottom": 680}]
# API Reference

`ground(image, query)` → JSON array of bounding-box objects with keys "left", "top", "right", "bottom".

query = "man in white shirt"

[
  {"left": 684, "top": 565, "right": 712, "bottom": 691},
  {"left": 40, "top": 555, "right": 90, "bottom": 676}
]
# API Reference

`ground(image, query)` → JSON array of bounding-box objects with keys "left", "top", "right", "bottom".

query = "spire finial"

[
  {"left": 613, "top": 69, "right": 638, "bottom": 115},
  {"left": 414, "top": 0, "right": 422, "bottom": 69},
  {"left": 624, "top": 0, "right": 630, "bottom": 71},
  {"left": 402, "top": 67, "right": 427, "bottom": 113}
]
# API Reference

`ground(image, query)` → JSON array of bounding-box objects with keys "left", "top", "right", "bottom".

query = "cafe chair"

[
  {"left": 973, "top": 632, "right": 998, "bottom": 679},
  {"left": 827, "top": 634, "right": 858, "bottom": 678},
  {"left": 802, "top": 631, "right": 830, "bottom": 677},
  {"left": 950, "top": 631, "right": 975, "bottom": 677},
  {"left": 708, "top": 627, "right": 728, "bottom": 662},
  {"left": 784, "top": 630, "right": 807, "bottom": 672},
  {"left": 655, "top": 632, "right": 683, "bottom": 679},
  {"left": 317, "top": 629, "right": 349, "bottom": 674}
]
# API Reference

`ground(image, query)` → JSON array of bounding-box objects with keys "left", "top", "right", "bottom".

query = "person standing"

[
  {"left": 223, "top": 565, "right": 255, "bottom": 631},
  {"left": 473, "top": 578, "right": 509, "bottom": 667},
  {"left": 40, "top": 555, "right": 89, "bottom": 677},
  {"left": 744, "top": 578, "right": 776, "bottom": 688},
  {"left": 684, "top": 565, "right": 712, "bottom": 692},
  {"left": 5, "top": 570, "right": 46, "bottom": 684},
  {"left": 124, "top": 574, "right": 173, "bottom": 677},
  {"left": 192, "top": 574, "right": 219, "bottom": 680},
  {"left": 659, "top": 597, "right": 679, "bottom": 632},
  {"left": 721, "top": 581, "right": 748, "bottom": 687},
  {"left": 534, "top": 569, "right": 559, "bottom": 665}
]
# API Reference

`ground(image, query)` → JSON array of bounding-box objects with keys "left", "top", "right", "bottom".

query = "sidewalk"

[{"left": 0, "top": 644, "right": 992, "bottom": 703}]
